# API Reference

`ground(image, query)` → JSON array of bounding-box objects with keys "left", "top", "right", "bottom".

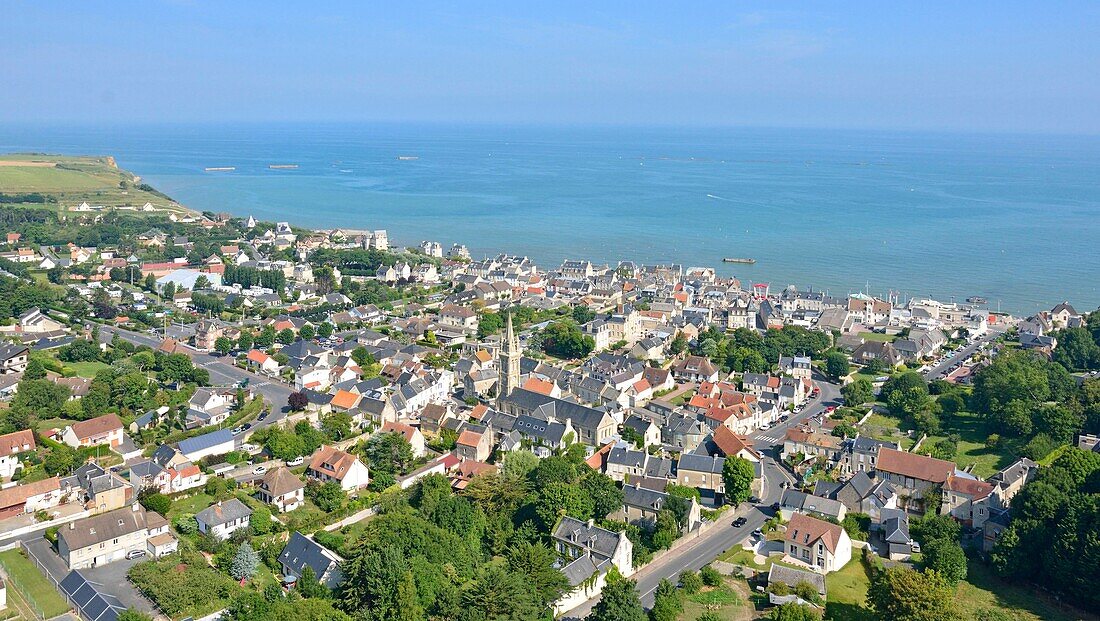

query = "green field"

[
  {"left": 856, "top": 332, "right": 896, "bottom": 343},
  {"left": 0, "top": 153, "right": 186, "bottom": 214},
  {"left": 0, "top": 548, "right": 72, "bottom": 619}
]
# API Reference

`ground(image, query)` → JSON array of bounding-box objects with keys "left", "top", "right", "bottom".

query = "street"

[
  {"left": 922, "top": 329, "right": 1002, "bottom": 380},
  {"left": 94, "top": 323, "right": 293, "bottom": 432}
]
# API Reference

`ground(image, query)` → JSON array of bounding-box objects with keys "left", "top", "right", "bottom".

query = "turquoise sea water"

[{"left": 1, "top": 123, "right": 1098, "bottom": 314}]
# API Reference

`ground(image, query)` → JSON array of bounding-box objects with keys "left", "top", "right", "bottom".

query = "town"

[{"left": 0, "top": 201, "right": 1097, "bottom": 621}]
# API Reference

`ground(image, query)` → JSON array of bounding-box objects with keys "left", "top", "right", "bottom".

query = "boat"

[
  {"left": 396, "top": 156, "right": 419, "bottom": 161},
  {"left": 966, "top": 296, "right": 988, "bottom": 304},
  {"left": 204, "top": 167, "right": 235, "bottom": 172},
  {"left": 723, "top": 257, "right": 756, "bottom": 264},
  {"left": 268, "top": 164, "right": 299, "bottom": 169}
]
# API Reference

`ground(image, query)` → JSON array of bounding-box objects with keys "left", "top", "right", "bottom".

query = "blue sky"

[{"left": 4, "top": 1, "right": 1099, "bottom": 133}]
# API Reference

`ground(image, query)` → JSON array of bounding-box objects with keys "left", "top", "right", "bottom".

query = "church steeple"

[{"left": 499, "top": 311, "right": 521, "bottom": 403}]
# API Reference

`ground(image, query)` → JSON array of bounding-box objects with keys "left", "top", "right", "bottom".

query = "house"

[
  {"left": 616, "top": 483, "right": 702, "bottom": 532},
  {"left": 193, "top": 319, "right": 223, "bottom": 352},
  {"left": 941, "top": 474, "right": 996, "bottom": 528},
  {"left": 778, "top": 355, "right": 813, "bottom": 380},
  {"left": 71, "top": 462, "right": 132, "bottom": 513},
  {"left": 551, "top": 517, "right": 635, "bottom": 616},
  {"left": 307, "top": 445, "right": 370, "bottom": 491},
  {"left": 177, "top": 429, "right": 235, "bottom": 462},
  {"left": 676, "top": 454, "right": 727, "bottom": 505},
  {"left": 246, "top": 349, "right": 281, "bottom": 374},
  {"left": 186, "top": 388, "right": 236, "bottom": 428},
  {"left": 58, "top": 504, "right": 174, "bottom": 569},
  {"left": 671, "top": 355, "right": 720, "bottom": 383},
  {"left": 61, "top": 414, "right": 124, "bottom": 449},
  {"left": 710, "top": 426, "right": 762, "bottom": 462},
  {"left": 782, "top": 427, "right": 843, "bottom": 462},
  {"left": 419, "top": 402, "right": 454, "bottom": 435},
  {"left": 0, "top": 477, "right": 63, "bottom": 519},
  {"left": 0, "top": 429, "right": 35, "bottom": 479},
  {"left": 128, "top": 459, "right": 205, "bottom": 496},
  {"left": 195, "top": 498, "right": 253, "bottom": 540},
  {"left": 784, "top": 513, "right": 852, "bottom": 574},
  {"left": 622, "top": 415, "right": 662, "bottom": 449},
  {"left": 0, "top": 345, "right": 29, "bottom": 374},
  {"left": 498, "top": 388, "right": 617, "bottom": 448},
  {"left": 814, "top": 471, "right": 898, "bottom": 520},
  {"left": 987, "top": 458, "right": 1038, "bottom": 508},
  {"left": 438, "top": 305, "right": 478, "bottom": 332},
  {"left": 455, "top": 428, "right": 492, "bottom": 462},
  {"left": 257, "top": 467, "right": 305, "bottom": 512},
  {"left": 875, "top": 447, "right": 954, "bottom": 512},
  {"left": 379, "top": 421, "right": 426, "bottom": 458},
  {"left": 875, "top": 508, "right": 915, "bottom": 560},
  {"left": 278, "top": 532, "right": 344, "bottom": 590},
  {"left": 851, "top": 341, "right": 902, "bottom": 368},
  {"left": 779, "top": 489, "right": 847, "bottom": 522},
  {"left": 839, "top": 437, "right": 899, "bottom": 476}
]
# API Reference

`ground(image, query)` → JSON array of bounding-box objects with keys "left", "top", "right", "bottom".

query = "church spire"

[{"left": 499, "top": 311, "right": 521, "bottom": 403}]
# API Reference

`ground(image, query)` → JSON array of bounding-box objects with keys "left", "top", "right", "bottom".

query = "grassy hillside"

[{"left": 0, "top": 153, "right": 188, "bottom": 215}]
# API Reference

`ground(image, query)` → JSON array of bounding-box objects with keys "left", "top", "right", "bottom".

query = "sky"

[{"left": 3, "top": 1, "right": 1100, "bottom": 133}]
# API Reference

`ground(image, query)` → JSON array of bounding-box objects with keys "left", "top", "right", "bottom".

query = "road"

[
  {"left": 922, "top": 329, "right": 1003, "bottom": 380},
  {"left": 94, "top": 323, "right": 293, "bottom": 432}
]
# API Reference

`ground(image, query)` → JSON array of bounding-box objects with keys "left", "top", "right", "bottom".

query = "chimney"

[
  {"left": 133, "top": 503, "right": 140, "bottom": 512},
  {"left": 69, "top": 521, "right": 75, "bottom": 529}
]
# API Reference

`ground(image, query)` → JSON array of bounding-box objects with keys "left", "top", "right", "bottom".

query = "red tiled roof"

[
  {"left": 70, "top": 414, "right": 122, "bottom": 441},
  {"left": 786, "top": 512, "right": 845, "bottom": 553},
  {"left": 877, "top": 447, "right": 954, "bottom": 484}
]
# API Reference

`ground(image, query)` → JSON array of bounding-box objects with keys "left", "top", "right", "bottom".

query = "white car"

[
  {"left": 253, "top": 465, "right": 268, "bottom": 475},
  {"left": 286, "top": 456, "right": 304, "bottom": 467}
]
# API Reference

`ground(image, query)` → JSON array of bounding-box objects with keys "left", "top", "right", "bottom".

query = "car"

[
  {"left": 286, "top": 456, "right": 305, "bottom": 467},
  {"left": 258, "top": 412, "right": 269, "bottom": 422},
  {"left": 231, "top": 426, "right": 244, "bottom": 435},
  {"left": 241, "top": 423, "right": 252, "bottom": 431},
  {"left": 733, "top": 517, "right": 748, "bottom": 527},
  {"left": 779, "top": 415, "right": 789, "bottom": 422},
  {"left": 771, "top": 502, "right": 781, "bottom": 511},
  {"left": 253, "top": 465, "right": 268, "bottom": 475},
  {"left": 751, "top": 529, "right": 764, "bottom": 539},
  {"left": 240, "top": 443, "right": 259, "bottom": 453},
  {"left": 825, "top": 405, "right": 836, "bottom": 413},
  {"left": 749, "top": 496, "right": 761, "bottom": 504},
  {"left": 126, "top": 549, "right": 147, "bottom": 560},
  {"left": 781, "top": 481, "right": 790, "bottom": 489}
]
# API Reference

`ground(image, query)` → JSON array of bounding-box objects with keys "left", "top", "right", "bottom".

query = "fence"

[{"left": 0, "top": 544, "right": 52, "bottom": 621}]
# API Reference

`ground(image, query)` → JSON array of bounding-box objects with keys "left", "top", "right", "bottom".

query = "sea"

[{"left": 1, "top": 122, "right": 1098, "bottom": 315}]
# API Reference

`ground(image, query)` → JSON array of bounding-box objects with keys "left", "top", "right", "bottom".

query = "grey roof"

[
  {"left": 780, "top": 489, "right": 846, "bottom": 520},
  {"left": 513, "top": 414, "right": 568, "bottom": 446},
  {"left": 850, "top": 436, "right": 898, "bottom": 455},
  {"left": 607, "top": 447, "right": 648, "bottom": 469},
  {"left": 677, "top": 453, "right": 725, "bottom": 475},
  {"left": 196, "top": 498, "right": 252, "bottom": 527},
  {"left": 552, "top": 516, "right": 625, "bottom": 560},
  {"left": 560, "top": 554, "right": 602, "bottom": 587},
  {"left": 152, "top": 444, "right": 181, "bottom": 468},
  {"left": 177, "top": 429, "right": 234, "bottom": 456},
  {"left": 622, "top": 484, "right": 673, "bottom": 512},
  {"left": 278, "top": 531, "right": 344, "bottom": 588},
  {"left": 768, "top": 564, "right": 826, "bottom": 596},
  {"left": 501, "top": 388, "right": 611, "bottom": 435},
  {"left": 59, "top": 505, "right": 167, "bottom": 551},
  {"left": 879, "top": 508, "right": 910, "bottom": 545}
]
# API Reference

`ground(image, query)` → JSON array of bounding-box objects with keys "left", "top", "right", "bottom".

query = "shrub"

[{"left": 699, "top": 564, "right": 722, "bottom": 587}]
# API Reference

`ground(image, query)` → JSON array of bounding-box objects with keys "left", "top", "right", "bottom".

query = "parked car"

[
  {"left": 231, "top": 426, "right": 245, "bottom": 436},
  {"left": 125, "top": 549, "right": 147, "bottom": 560},
  {"left": 749, "top": 496, "right": 761, "bottom": 504},
  {"left": 286, "top": 456, "right": 305, "bottom": 467},
  {"left": 253, "top": 465, "right": 268, "bottom": 475},
  {"left": 733, "top": 517, "right": 748, "bottom": 527},
  {"left": 751, "top": 529, "right": 764, "bottom": 539}
]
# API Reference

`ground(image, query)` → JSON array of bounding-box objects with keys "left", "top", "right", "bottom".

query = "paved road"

[
  {"left": 750, "top": 371, "right": 842, "bottom": 449},
  {"left": 94, "top": 323, "right": 293, "bottom": 431}
]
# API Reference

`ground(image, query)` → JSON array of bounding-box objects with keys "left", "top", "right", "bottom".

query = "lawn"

[
  {"left": 821, "top": 555, "right": 1098, "bottom": 621},
  {"left": 167, "top": 492, "right": 216, "bottom": 519},
  {"left": 63, "top": 360, "right": 112, "bottom": 378},
  {"left": 825, "top": 556, "right": 875, "bottom": 621},
  {"left": 679, "top": 578, "right": 754, "bottom": 621},
  {"left": 0, "top": 548, "right": 72, "bottom": 619},
  {"left": 857, "top": 332, "right": 896, "bottom": 343},
  {"left": 858, "top": 412, "right": 916, "bottom": 450},
  {"left": 924, "top": 411, "right": 1017, "bottom": 478}
]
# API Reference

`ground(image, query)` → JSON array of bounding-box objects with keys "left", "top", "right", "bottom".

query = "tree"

[
  {"left": 363, "top": 431, "right": 414, "bottom": 476},
  {"left": 580, "top": 471, "right": 624, "bottom": 520},
  {"left": 649, "top": 578, "right": 682, "bottom": 621},
  {"left": 540, "top": 320, "right": 595, "bottom": 359},
  {"left": 841, "top": 378, "right": 874, "bottom": 406},
  {"left": 237, "top": 332, "right": 253, "bottom": 351},
  {"left": 42, "top": 444, "right": 80, "bottom": 476},
  {"left": 351, "top": 345, "right": 374, "bottom": 368},
  {"left": 678, "top": 570, "right": 702, "bottom": 594},
  {"left": 230, "top": 542, "right": 260, "bottom": 581},
  {"left": 117, "top": 611, "right": 154, "bottom": 621},
  {"left": 867, "top": 567, "right": 959, "bottom": 621},
  {"left": 250, "top": 506, "right": 272, "bottom": 535},
  {"left": 214, "top": 336, "right": 233, "bottom": 356},
  {"left": 590, "top": 578, "right": 646, "bottom": 621},
  {"left": 651, "top": 509, "right": 681, "bottom": 550},
  {"left": 299, "top": 324, "right": 316, "bottom": 341},
  {"left": 394, "top": 571, "right": 424, "bottom": 621},
  {"left": 922, "top": 539, "right": 967, "bottom": 585},
  {"left": 24, "top": 357, "right": 47, "bottom": 380},
  {"left": 506, "top": 542, "right": 570, "bottom": 609},
  {"left": 572, "top": 305, "right": 596, "bottom": 324},
  {"left": 138, "top": 489, "right": 171, "bottom": 515},
  {"left": 462, "top": 564, "right": 540, "bottom": 621},
  {"left": 276, "top": 328, "right": 295, "bottom": 345},
  {"left": 297, "top": 564, "right": 328, "bottom": 599},
  {"left": 722, "top": 456, "right": 754, "bottom": 505},
  {"left": 825, "top": 351, "right": 850, "bottom": 380},
  {"left": 502, "top": 450, "right": 539, "bottom": 480},
  {"left": 288, "top": 391, "right": 309, "bottom": 411},
  {"left": 534, "top": 482, "right": 594, "bottom": 528},
  {"left": 308, "top": 481, "right": 347, "bottom": 512},
  {"left": 317, "top": 322, "right": 334, "bottom": 339}
]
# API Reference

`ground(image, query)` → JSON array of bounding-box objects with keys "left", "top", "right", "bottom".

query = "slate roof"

[
  {"left": 768, "top": 564, "right": 826, "bottom": 596},
  {"left": 59, "top": 505, "right": 167, "bottom": 550},
  {"left": 677, "top": 453, "right": 725, "bottom": 475},
  {"left": 177, "top": 429, "right": 234, "bottom": 456},
  {"left": 195, "top": 498, "right": 252, "bottom": 527},
  {"left": 552, "top": 516, "right": 624, "bottom": 559},
  {"left": 278, "top": 531, "right": 344, "bottom": 588}
]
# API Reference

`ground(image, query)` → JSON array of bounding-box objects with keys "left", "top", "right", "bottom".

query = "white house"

[
  {"left": 195, "top": 499, "right": 253, "bottom": 540},
  {"left": 784, "top": 513, "right": 852, "bottom": 574}
]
